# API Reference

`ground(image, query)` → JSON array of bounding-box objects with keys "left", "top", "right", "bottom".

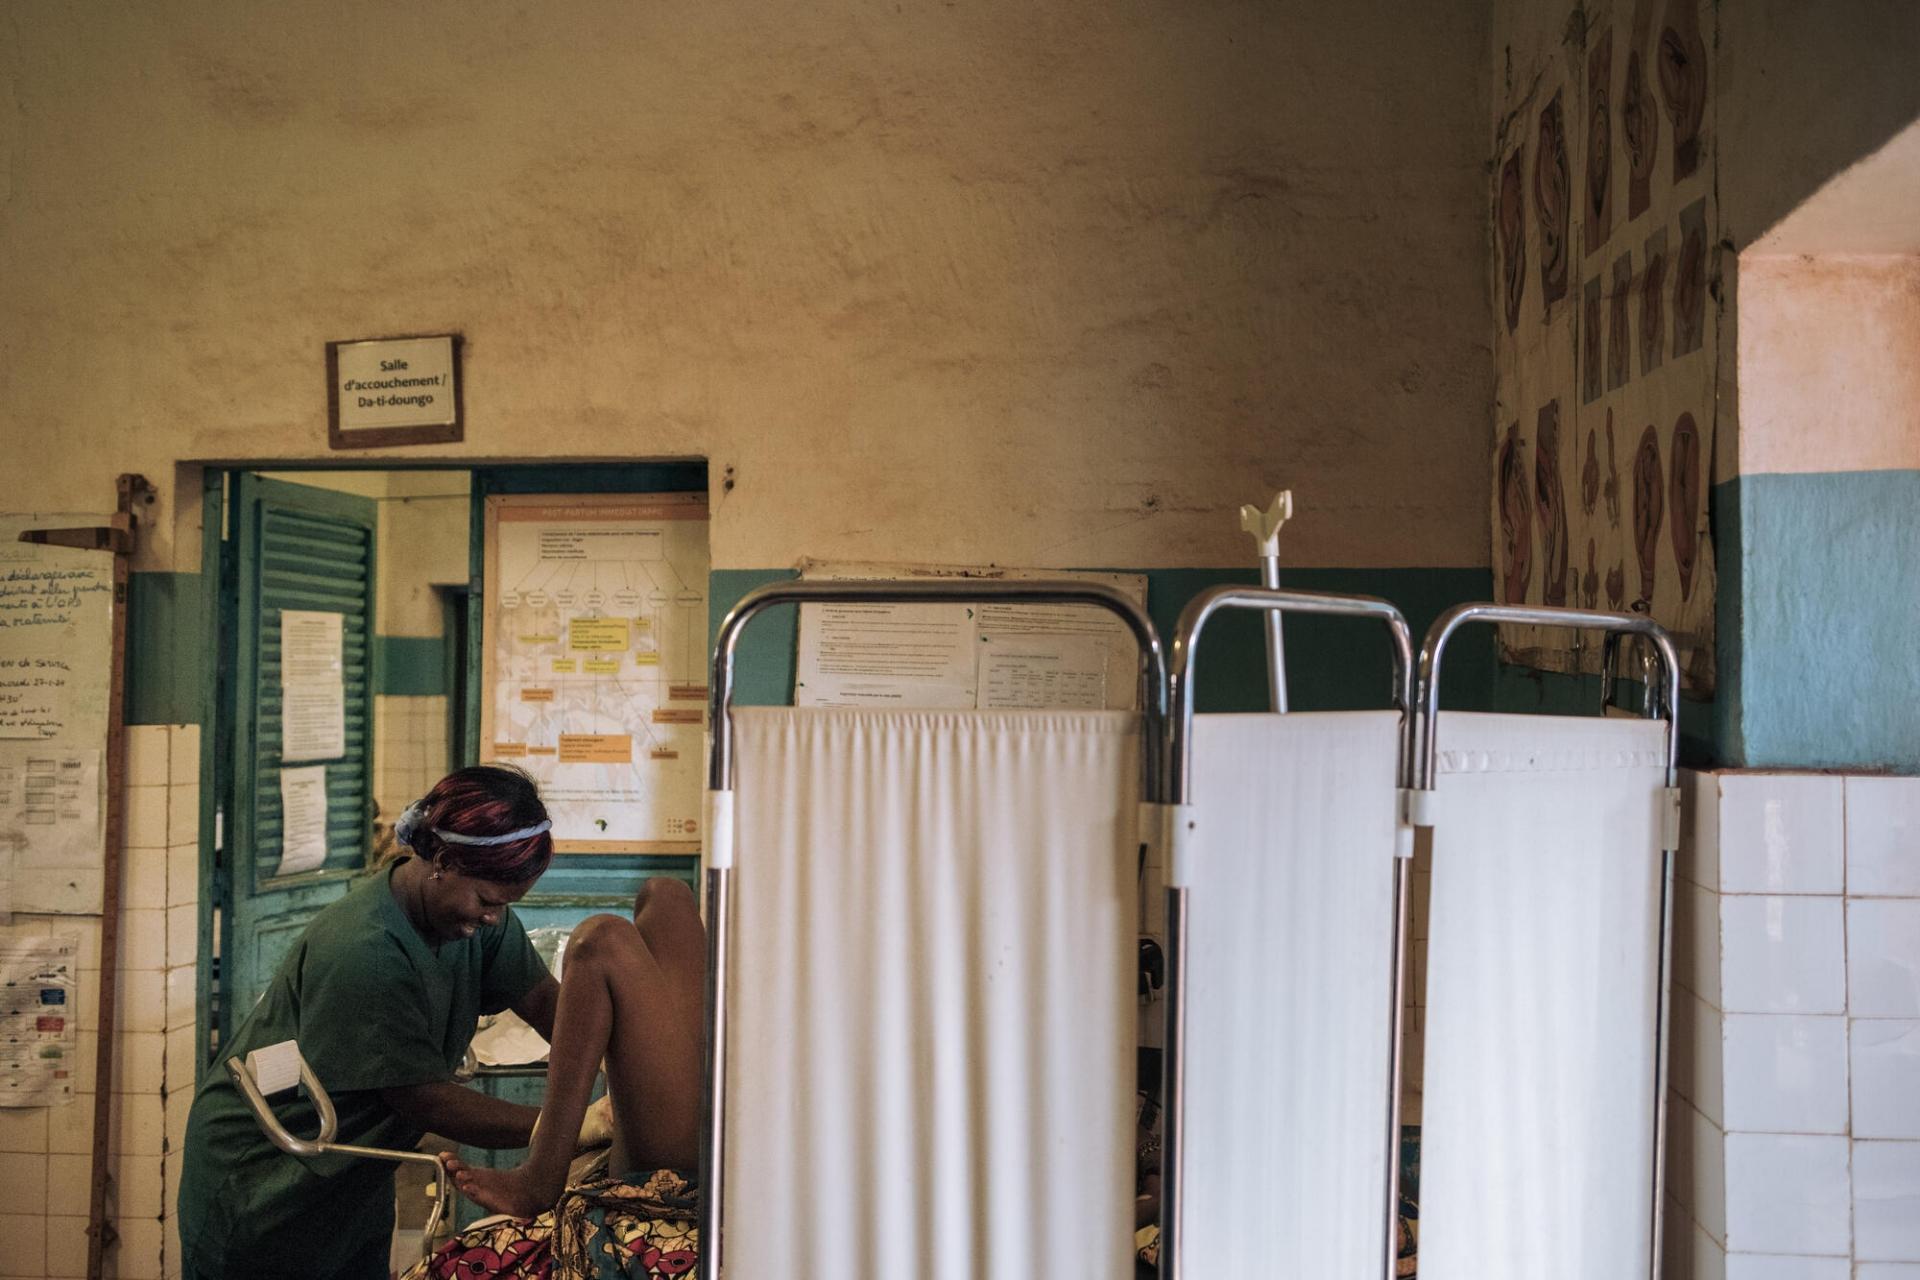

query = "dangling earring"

[{"left": 431, "top": 869, "right": 443, "bottom": 881}]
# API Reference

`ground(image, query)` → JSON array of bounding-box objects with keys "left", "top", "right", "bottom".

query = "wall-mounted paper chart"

[{"left": 794, "top": 562, "right": 1147, "bottom": 712}]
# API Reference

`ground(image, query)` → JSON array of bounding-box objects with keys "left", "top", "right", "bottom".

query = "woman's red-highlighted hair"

[{"left": 405, "top": 765, "right": 554, "bottom": 884}]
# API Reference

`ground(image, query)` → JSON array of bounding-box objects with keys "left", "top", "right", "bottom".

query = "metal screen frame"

[
  {"left": 1413, "top": 603, "right": 1681, "bottom": 1280},
  {"left": 1157, "top": 585, "right": 1416, "bottom": 1280},
  {"left": 700, "top": 578, "right": 1168, "bottom": 1276}
]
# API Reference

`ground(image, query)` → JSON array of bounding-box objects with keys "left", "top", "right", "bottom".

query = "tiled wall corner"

[
  {"left": 1701, "top": 769, "right": 1920, "bottom": 1270},
  {"left": 1718, "top": 774, "right": 1844, "bottom": 896},
  {"left": 158, "top": 724, "right": 200, "bottom": 1280},
  {"left": 1712, "top": 771, "right": 1853, "bottom": 1266},
  {"left": 1845, "top": 775, "right": 1920, "bottom": 1269},
  {"left": 375, "top": 694, "right": 451, "bottom": 832},
  {"left": 119, "top": 724, "right": 198, "bottom": 1280},
  {"left": 1845, "top": 777, "right": 1920, "bottom": 897},
  {"left": 1, "top": 725, "right": 201, "bottom": 1279},
  {"left": 1725, "top": 1131, "right": 1852, "bottom": 1255},
  {"left": 1667, "top": 769, "right": 1728, "bottom": 1276},
  {"left": 1724, "top": 1254, "right": 1849, "bottom": 1278},
  {"left": 1852, "top": 1021, "right": 1920, "bottom": 1139}
]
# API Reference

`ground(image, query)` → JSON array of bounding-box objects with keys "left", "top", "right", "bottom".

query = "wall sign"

[{"left": 326, "top": 333, "right": 463, "bottom": 449}]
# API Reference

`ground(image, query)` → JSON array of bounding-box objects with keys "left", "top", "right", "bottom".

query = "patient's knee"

[
  {"left": 565, "top": 913, "right": 642, "bottom": 970},
  {"left": 632, "top": 876, "right": 696, "bottom": 921}
]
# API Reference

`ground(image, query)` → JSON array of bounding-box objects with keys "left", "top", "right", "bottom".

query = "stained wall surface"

[
  {"left": 1, "top": 0, "right": 1493, "bottom": 579},
  {"left": 0, "top": 10, "right": 1499, "bottom": 1273}
]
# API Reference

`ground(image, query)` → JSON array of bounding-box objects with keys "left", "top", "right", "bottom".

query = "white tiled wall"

[
  {"left": 0, "top": 725, "right": 201, "bottom": 1280},
  {"left": 374, "top": 695, "right": 450, "bottom": 840},
  {"left": 1668, "top": 769, "right": 1920, "bottom": 1276}
]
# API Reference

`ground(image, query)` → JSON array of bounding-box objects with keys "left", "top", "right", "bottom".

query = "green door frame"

[{"left": 192, "top": 460, "right": 707, "bottom": 1085}]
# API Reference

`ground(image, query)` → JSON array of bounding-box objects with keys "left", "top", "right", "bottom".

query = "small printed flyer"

[{"left": 0, "top": 928, "right": 79, "bottom": 1106}]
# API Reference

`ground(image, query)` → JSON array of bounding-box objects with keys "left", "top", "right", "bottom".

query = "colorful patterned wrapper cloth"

[{"left": 406, "top": 1167, "right": 699, "bottom": 1280}]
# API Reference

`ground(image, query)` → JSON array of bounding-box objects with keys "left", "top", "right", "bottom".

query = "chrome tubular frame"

[
  {"left": 1159, "top": 585, "right": 1416, "bottom": 1280},
  {"left": 700, "top": 578, "right": 1169, "bottom": 1277},
  {"left": 1414, "top": 603, "right": 1680, "bottom": 1280},
  {"left": 225, "top": 1052, "right": 452, "bottom": 1260}
]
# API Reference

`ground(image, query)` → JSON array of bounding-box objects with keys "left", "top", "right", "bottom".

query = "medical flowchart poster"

[{"left": 481, "top": 494, "right": 709, "bottom": 854}]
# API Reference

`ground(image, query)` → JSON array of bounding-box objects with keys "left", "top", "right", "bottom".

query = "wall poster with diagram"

[
  {"left": 1490, "top": 0, "right": 1718, "bottom": 693},
  {"left": 481, "top": 494, "right": 709, "bottom": 854}
]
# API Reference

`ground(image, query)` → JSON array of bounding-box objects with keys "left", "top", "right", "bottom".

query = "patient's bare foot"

[{"left": 440, "top": 1153, "right": 562, "bottom": 1220}]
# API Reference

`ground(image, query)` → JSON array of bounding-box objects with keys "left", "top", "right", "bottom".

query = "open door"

[{"left": 217, "top": 475, "right": 379, "bottom": 1035}]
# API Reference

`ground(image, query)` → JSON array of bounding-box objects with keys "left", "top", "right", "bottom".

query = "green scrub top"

[{"left": 177, "top": 858, "right": 548, "bottom": 1278}]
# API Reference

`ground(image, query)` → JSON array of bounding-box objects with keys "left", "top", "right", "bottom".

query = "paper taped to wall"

[
  {"left": 979, "top": 633, "right": 1107, "bottom": 710},
  {"left": 0, "top": 927, "right": 79, "bottom": 1107},
  {"left": 794, "top": 562, "right": 1147, "bottom": 711},
  {"left": 0, "top": 515, "right": 113, "bottom": 745},
  {"left": 0, "top": 744, "right": 104, "bottom": 918},
  {"left": 277, "top": 765, "right": 330, "bottom": 877},
  {"left": 280, "top": 610, "right": 346, "bottom": 762},
  {"left": 795, "top": 602, "right": 979, "bottom": 707}
]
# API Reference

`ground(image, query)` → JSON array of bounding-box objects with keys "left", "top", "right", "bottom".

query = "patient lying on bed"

[{"left": 442, "top": 877, "right": 707, "bottom": 1218}]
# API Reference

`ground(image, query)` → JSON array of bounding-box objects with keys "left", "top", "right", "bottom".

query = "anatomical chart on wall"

[
  {"left": 482, "top": 494, "right": 709, "bottom": 854},
  {"left": 1489, "top": 0, "right": 1717, "bottom": 692},
  {"left": 0, "top": 927, "right": 78, "bottom": 1106},
  {"left": 794, "top": 561, "right": 1149, "bottom": 711}
]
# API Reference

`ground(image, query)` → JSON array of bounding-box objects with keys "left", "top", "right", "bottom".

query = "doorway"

[{"left": 196, "top": 462, "right": 708, "bottom": 1066}]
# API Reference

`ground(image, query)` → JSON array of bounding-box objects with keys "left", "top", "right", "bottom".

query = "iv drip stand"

[{"left": 1238, "top": 491, "right": 1294, "bottom": 712}]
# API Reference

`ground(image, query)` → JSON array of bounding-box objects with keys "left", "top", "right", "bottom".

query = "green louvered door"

[{"left": 222, "top": 475, "right": 379, "bottom": 1031}]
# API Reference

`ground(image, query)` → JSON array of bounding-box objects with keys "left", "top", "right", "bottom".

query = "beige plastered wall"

[
  {"left": 1, "top": 0, "right": 1492, "bottom": 577},
  {"left": 1737, "top": 255, "right": 1920, "bottom": 477}
]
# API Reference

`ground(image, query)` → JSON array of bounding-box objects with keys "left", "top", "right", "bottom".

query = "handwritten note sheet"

[
  {"left": 0, "top": 517, "right": 114, "bottom": 914},
  {"left": 0, "top": 531, "right": 113, "bottom": 742}
]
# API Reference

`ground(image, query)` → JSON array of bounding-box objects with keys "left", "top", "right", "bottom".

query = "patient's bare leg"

[{"left": 444, "top": 878, "right": 706, "bottom": 1217}]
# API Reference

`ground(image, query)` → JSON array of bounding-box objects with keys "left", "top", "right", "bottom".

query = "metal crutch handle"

[{"left": 225, "top": 1047, "right": 453, "bottom": 1260}]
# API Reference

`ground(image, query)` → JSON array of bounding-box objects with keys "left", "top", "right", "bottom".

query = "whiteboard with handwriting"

[{"left": 0, "top": 515, "right": 113, "bottom": 915}]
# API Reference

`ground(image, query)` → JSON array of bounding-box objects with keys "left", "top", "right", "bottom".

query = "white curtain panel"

[
  {"left": 1419, "top": 712, "right": 1667, "bottom": 1280},
  {"left": 1182, "top": 711, "right": 1404, "bottom": 1277},
  {"left": 725, "top": 707, "right": 1139, "bottom": 1279}
]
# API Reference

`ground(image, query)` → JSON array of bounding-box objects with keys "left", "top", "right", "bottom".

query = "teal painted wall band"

[
  {"left": 1710, "top": 474, "right": 1745, "bottom": 765},
  {"left": 375, "top": 635, "right": 452, "bottom": 697},
  {"left": 156, "top": 563, "right": 1791, "bottom": 763},
  {"left": 126, "top": 576, "right": 458, "bottom": 716},
  {"left": 1728, "top": 470, "right": 1920, "bottom": 772},
  {"left": 709, "top": 566, "right": 1498, "bottom": 714},
  {"left": 126, "top": 571, "right": 207, "bottom": 726},
  {"left": 1499, "top": 471, "right": 1920, "bottom": 772}
]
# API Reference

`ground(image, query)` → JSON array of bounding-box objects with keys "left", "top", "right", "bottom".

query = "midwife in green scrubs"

[{"left": 178, "top": 766, "right": 565, "bottom": 1280}]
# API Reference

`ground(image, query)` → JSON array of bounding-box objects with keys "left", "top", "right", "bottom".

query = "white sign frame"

[{"left": 327, "top": 333, "right": 463, "bottom": 449}]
